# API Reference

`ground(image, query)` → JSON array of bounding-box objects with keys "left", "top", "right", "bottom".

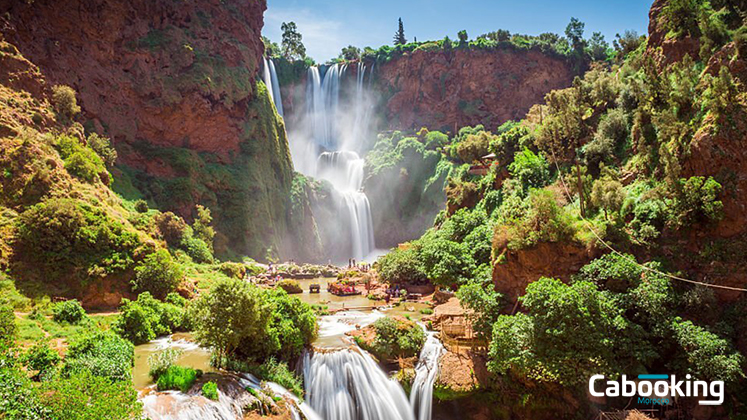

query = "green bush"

[
  {"left": 377, "top": 246, "right": 427, "bottom": 285},
  {"left": 202, "top": 381, "right": 219, "bottom": 400},
  {"left": 508, "top": 148, "right": 550, "bottom": 190},
  {"left": 148, "top": 348, "right": 182, "bottom": 380},
  {"left": 218, "top": 262, "right": 247, "bottom": 279},
  {"left": 22, "top": 341, "right": 60, "bottom": 378},
  {"left": 0, "top": 304, "right": 17, "bottom": 347},
  {"left": 54, "top": 135, "right": 110, "bottom": 184},
  {"left": 52, "top": 300, "right": 86, "bottom": 324},
  {"left": 86, "top": 133, "right": 118, "bottom": 166},
  {"left": 14, "top": 198, "right": 141, "bottom": 283},
  {"left": 156, "top": 365, "right": 197, "bottom": 392},
  {"left": 51, "top": 85, "right": 81, "bottom": 119},
  {"left": 670, "top": 319, "right": 744, "bottom": 383},
  {"left": 247, "top": 358, "right": 303, "bottom": 397},
  {"left": 572, "top": 253, "right": 642, "bottom": 292},
  {"left": 114, "top": 292, "right": 186, "bottom": 344},
  {"left": 361, "top": 316, "right": 426, "bottom": 361},
  {"left": 132, "top": 249, "right": 184, "bottom": 298},
  {"left": 63, "top": 330, "right": 134, "bottom": 382},
  {"left": 495, "top": 189, "right": 575, "bottom": 251},
  {"left": 455, "top": 131, "right": 493, "bottom": 163},
  {"left": 276, "top": 279, "right": 302, "bottom": 294},
  {"left": 134, "top": 200, "right": 149, "bottom": 213},
  {"left": 424, "top": 130, "right": 449, "bottom": 150},
  {"left": 673, "top": 176, "right": 723, "bottom": 226},
  {"left": 39, "top": 371, "right": 140, "bottom": 420}
]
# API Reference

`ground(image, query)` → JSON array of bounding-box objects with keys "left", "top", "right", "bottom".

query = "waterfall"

[
  {"left": 293, "top": 63, "right": 376, "bottom": 261},
  {"left": 303, "top": 349, "right": 415, "bottom": 420},
  {"left": 410, "top": 331, "right": 446, "bottom": 420},
  {"left": 261, "top": 58, "right": 284, "bottom": 117}
]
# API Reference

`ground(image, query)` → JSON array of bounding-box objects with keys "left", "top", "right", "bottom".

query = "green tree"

[
  {"left": 262, "top": 36, "right": 281, "bottom": 58},
  {"left": 193, "top": 204, "right": 215, "bottom": 253},
  {"left": 132, "top": 249, "right": 183, "bottom": 299},
  {"left": 0, "top": 305, "right": 17, "bottom": 348},
  {"left": 52, "top": 300, "right": 86, "bottom": 324},
  {"left": 590, "top": 170, "right": 626, "bottom": 220},
  {"left": 393, "top": 18, "right": 407, "bottom": 45},
  {"left": 508, "top": 148, "right": 550, "bottom": 190},
  {"left": 190, "top": 279, "right": 273, "bottom": 367},
  {"left": 588, "top": 32, "right": 609, "bottom": 61},
  {"left": 51, "top": 85, "right": 80, "bottom": 119},
  {"left": 565, "top": 17, "right": 585, "bottom": 52},
  {"left": 457, "top": 30, "right": 469, "bottom": 44},
  {"left": 281, "top": 22, "right": 306, "bottom": 61},
  {"left": 340, "top": 45, "right": 361, "bottom": 61}
]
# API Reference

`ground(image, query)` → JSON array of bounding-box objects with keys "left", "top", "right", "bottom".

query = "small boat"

[{"left": 309, "top": 284, "right": 321, "bottom": 293}]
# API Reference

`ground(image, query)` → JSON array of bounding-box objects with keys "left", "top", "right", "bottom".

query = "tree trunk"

[{"left": 575, "top": 159, "right": 585, "bottom": 217}]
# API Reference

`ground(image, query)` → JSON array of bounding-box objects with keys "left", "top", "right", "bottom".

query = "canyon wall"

[
  {"left": 0, "top": 0, "right": 317, "bottom": 260},
  {"left": 375, "top": 47, "right": 578, "bottom": 132}
]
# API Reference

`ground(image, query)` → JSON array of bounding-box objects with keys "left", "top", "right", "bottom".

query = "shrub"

[
  {"left": 417, "top": 232, "right": 475, "bottom": 287},
  {"left": 247, "top": 358, "right": 303, "bottom": 397},
  {"left": 218, "top": 262, "right": 247, "bottom": 279},
  {"left": 132, "top": 249, "right": 184, "bottom": 298},
  {"left": 39, "top": 371, "right": 140, "bottom": 420},
  {"left": 148, "top": 348, "right": 182, "bottom": 380},
  {"left": 114, "top": 292, "right": 186, "bottom": 344},
  {"left": 573, "top": 253, "right": 642, "bottom": 292},
  {"left": 54, "top": 135, "right": 109, "bottom": 184},
  {"left": 496, "top": 189, "right": 574, "bottom": 251},
  {"left": 193, "top": 205, "right": 215, "bottom": 253},
  {"left": 202, "top": 381, "right": 219, "bottom": 400},
  {"left": 86, "top": 133, "right": 117, "bottom": 166},
  {"left": 363, "top": 316, "right": 426, "bottom": 360},
  {"left": 508, "top": 148, "right": 550, "bottom": 189},
  {"left": 456, "top": 275, "right": 503, "bottom": 338},
  {"left": 52, "top": 300, "right": 86, "bottom": 324},
  {"left": 63, "top": 330, "right": 134, "bottom": 382},
  {"left": 154, "top": 212, "right": 189, "bottom": 246},
  {"left": 424, "top": 131, "right": 449, "bottom": 150},
  {"left": 51, "top": 85, "right": 81, "bottom": 119},
  {"left": 455, "top": 131, "right": 493, "bottom": 163},
  {"left": 14, "top": 198, "right": 141, "bottom": 282},
  {"left": 674, "top": 176, "right": 723, "bottom": 226},
  {"left": 276, "top": 279, "right": 302, "bottom": 294},
  {"left": 156, "top": 365, "right": 198, "bottom": 392},
  {"left": 181, "top": 234, "right": 214, "bottom": 264},
  {"left": 670, "top": 319, "right": 744, "bottom": 383},
  {"left": 134, "top": 199, "right": 149, "bottom": 213},
  {"left": 22, "top": 341, "right": 60, "bottom": 378},
  {"left": 0, "top": 304, "right": 17, "bottom": 347},
  {"left": 377, "top": 246, "right": 427, "bottom": 285}
]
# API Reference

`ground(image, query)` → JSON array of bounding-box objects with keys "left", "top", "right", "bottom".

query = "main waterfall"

[{"left": 285, "top": 63, "right": 377, "bottom": 262}]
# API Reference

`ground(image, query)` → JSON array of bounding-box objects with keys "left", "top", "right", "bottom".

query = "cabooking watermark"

[{"left": 589, "top": 374, "right": 724, "bottom": 406}]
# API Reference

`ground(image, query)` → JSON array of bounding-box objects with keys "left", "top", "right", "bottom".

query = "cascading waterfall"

[
  {"left": 303, "top": 349, "right": 415, "bottom": 420},
  {"left": 294, "top": 63, "right": 376, "bottom": 261},
  {"left": 410, "top": 331, "right": 446, "bottom": 420},
  {"left": 261, "top": 57, "right": 284, "bottom": 117}
]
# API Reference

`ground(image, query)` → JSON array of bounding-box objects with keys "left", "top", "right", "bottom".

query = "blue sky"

[{"left": 262, "top": 0, "right": 653, "bottom": 62}]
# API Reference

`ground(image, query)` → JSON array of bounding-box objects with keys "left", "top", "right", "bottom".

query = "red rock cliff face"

[
  {"left": 0, "top": 0, "right": 308, "bottom": 260},
  {"left": 376, "top": 48, "right": 577, "bottom": 131},
  {"left": 2, "top": 0, "right": 265, "bottom": 157}
]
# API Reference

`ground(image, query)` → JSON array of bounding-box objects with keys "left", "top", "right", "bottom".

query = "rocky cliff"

[
  {"left": 376, "top": 47, "right": 578, "bottom": 132},
  {"left": 0, "top": 0, "right": 309, "bottom": 260}
]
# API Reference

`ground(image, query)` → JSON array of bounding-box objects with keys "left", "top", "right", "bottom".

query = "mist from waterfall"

[{"left": 283, "top": 62, "right": 378, "bottom": 262}]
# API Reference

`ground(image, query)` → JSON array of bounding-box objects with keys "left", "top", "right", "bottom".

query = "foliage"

[
  {"left": 53, "top": 134, "right": 110, "bottom": 184},
  {"left": 590, "top": 171, "right": 626, "bottom": 220},
  {"left": 281, "top": 22, "right": 306, "bottom": 60},
  {"left": 247, "top": 358, "right": 303, "bottom": 397},
  {"left": 193, "top": 204, "right": 215, "bottom": 253},
  {"left": 51, "top": 85, "right": 80, "bottom": 119},
  {"left": 572, "top": 253, "right": 642, "bottom": 292},
  {"left": 86, "top": 133, "right": 117, "bottom": 167},
  {"left": 394, "top": 18, "right": 407, "bottom": 45},
  {"left": 132, "top": 249, "right": 184, "bottom": 298},
  {"left": 276, "top": 279, "right": 302, "bottom": 294},
  {"left": 377, "top": 245, "right": 427, "bottom": 284},
  {"left": 0, "top": 304, "right": 18, "bottom": 347},
  {"left": 22, "top": 341, "right": 60, "bottom": 378},
  {"left": 51, "top": 300, "right": 86, "bottom": 324},
  {"left": 64, "top": 329, "right": 134, "bottom": 382},
  {"left": 339, "top": 45, "right": 361, "bottom": 61},
  {"left": 156, "top": 365, "right": 198, "bottom": 392},
  {"left": 495, "top": 189, "right": 575, "bottom": 251},
  {"left": 670, "top": 319, "right": 744, "bottom": 383},
  {"left": 363, "top": 316, "right": 425, "bottom": 360},
  {"left": 456, "top": 274, "right": 503, "bottom": 339},
  {"left": 38, "top": 371, "right": 141, "bottom": 420},
  {"left": 508, "top": 148, "right": 550, "bottom": 190},
  {"left": 202, "top": 381, "right": 219, "bottom": 400},
  {"left": 14, "top": 198, "right": 141, "bottom": 283},
  {"left": 148, "top": 348, "right": 182, "bottom": 380},
  {"left": 190, "top": 279, "right": 317, "bottom": 365},
  {"left": 417, "top": 231, "right": 475, "bottom": 287},
  {"left": 455, "top": 131, "right": 493, "bottom": 163},
  {"left": 672, "top": 176, "right": 723, "bottom": 226},
  {"left": 114, "top": 292, "right": 187, "bottom": 344}
]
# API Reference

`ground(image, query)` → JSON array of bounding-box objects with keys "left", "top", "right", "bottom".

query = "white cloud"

[{"left": 264, "top": 7, "right": 348, "bottom": 62}]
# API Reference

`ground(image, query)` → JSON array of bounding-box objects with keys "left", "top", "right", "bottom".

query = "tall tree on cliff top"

[
  {"left": 393, "top": 18, "right": 407, "bottom": 45},
  {"left": 281, "top": 21, "right": 306, "bottom": 61}
]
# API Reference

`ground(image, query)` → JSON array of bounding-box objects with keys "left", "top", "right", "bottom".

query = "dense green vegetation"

[
  {"left": 355, "top": 316, "right": 426, "bottom": 361},
  {"left": 189, "top": 278, "right": 317, "bottom": 366},
  {"left": 374, "top": 0, "right": 747, "bottom": 414}
]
